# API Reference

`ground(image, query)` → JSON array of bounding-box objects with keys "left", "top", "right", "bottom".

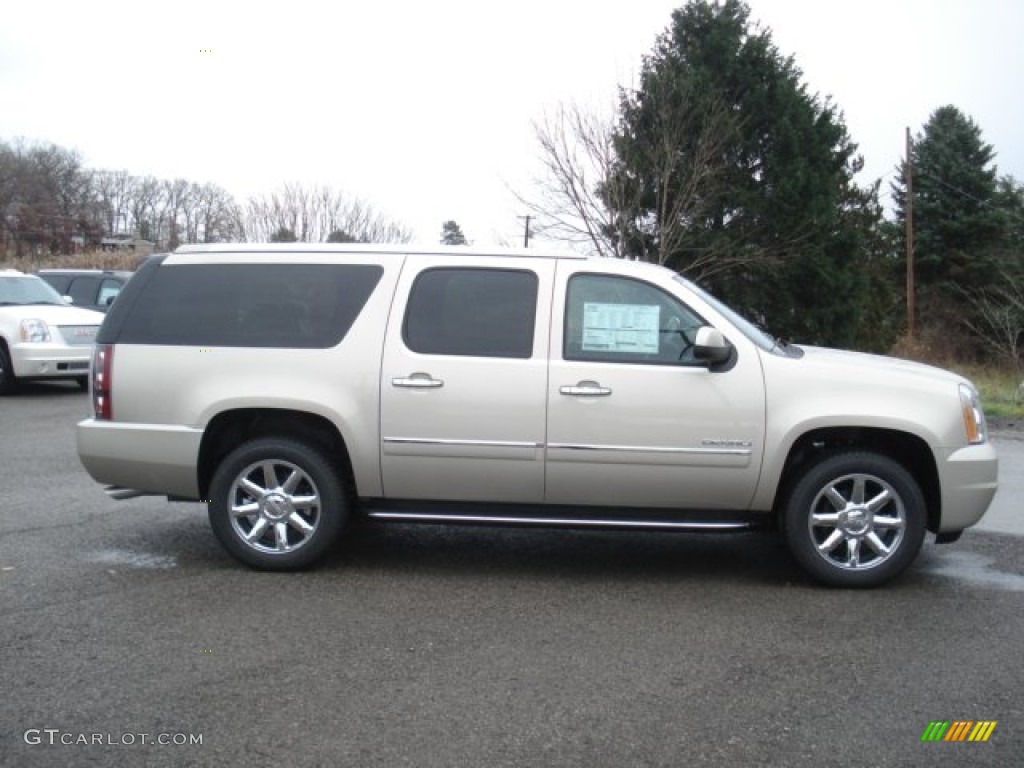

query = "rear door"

[{"left": 379, "top": 255, "right": 555, "bottom": 503}]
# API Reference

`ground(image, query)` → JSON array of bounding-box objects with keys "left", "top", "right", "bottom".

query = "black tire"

[
  {"left": 207, "top": 437, "right": 347, "bottom": 570},
  {"left": 783, "top": 451, "right": 926, "bottom": 588},
  {"left": 0, "top": 343, "right": 18, "bottom": 395}
]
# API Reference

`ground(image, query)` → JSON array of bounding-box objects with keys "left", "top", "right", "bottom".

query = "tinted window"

[
  {"left": 117, "top": 264, "right": 383, "bottom": 347},
  {"left": 404, "top": 268, "right": 537, "bottom": 358},
  {"left": 41, "top": 275, "right": 71, "bottom": 294},
  {"left": 69, "top": 277, "right": 100, "bottom": 307},
  {"left": 565, "top": 274, "right": 705, "bottom": 365}
]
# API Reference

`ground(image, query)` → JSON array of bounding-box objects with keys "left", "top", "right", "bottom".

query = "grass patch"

[
  {"left": 1, "top": 250, "right": 150, "bottom": 272},
  {"left": 956, "top": 364, "right": 1024, "bottom": 422}
]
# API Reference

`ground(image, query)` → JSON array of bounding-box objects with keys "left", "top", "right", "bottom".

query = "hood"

[
  {"left": 794, "top": 345, "right": 969, "bottom": 388},
  {"left": 1, "top": 304, "right": 105, "bottom": 326}
]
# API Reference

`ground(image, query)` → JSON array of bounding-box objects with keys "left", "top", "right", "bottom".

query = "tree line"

[{"left": 0, "top": 139, "right": 412, "bottom": 256}]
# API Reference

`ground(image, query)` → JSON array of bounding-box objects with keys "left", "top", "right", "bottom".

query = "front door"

[{"left": 545, "top": 263, "right": 766, "bottom": 510}]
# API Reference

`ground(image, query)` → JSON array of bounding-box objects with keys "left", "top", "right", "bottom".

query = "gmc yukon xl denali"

[{"left": 76, "top": 244, "right": 999, "bottom": 586}]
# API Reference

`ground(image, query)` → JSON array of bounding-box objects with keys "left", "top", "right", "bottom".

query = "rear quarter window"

[{"left": 113, "top": 263, "right": 383, "bottom": 348}]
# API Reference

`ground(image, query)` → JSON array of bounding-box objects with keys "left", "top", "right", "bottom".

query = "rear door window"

[{"left": 403, "top": 268, "right": 538, "bottom": 358}]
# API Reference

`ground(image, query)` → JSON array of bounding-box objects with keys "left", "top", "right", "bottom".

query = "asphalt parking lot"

[{"left": 2, "top": 383, "right": 1022, "bottom": 767}]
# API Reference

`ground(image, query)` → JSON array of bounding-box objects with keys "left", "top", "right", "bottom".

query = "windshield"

[
  {"left": 0, "top": 275, "right": 67, "bottom": 306},
  {"left": 673, "top": 274, "right": 777, "bottom": 352}
]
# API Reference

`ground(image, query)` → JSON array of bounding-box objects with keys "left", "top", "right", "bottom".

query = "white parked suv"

[
  {"left": 0, "top": 269, "right": 105, "bottom": 392},
  {"left": 76, "top": 245, "right": 998, "bottom": 586}
]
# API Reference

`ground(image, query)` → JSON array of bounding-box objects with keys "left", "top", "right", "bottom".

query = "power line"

[{"left": 914, "top": 167, "right": 1024, "bottom": 223}]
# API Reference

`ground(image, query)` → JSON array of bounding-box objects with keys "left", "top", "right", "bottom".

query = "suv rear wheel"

[
  {"left": 784, "top": 451, "right": 926, "bottom": 587},
  {"left": 208, "top": 437, "right": 347, "bottom": 570}
]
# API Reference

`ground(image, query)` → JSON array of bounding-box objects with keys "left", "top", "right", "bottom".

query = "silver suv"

[{"left": 77, "top": 244, "right": 998, "bottom": 586}]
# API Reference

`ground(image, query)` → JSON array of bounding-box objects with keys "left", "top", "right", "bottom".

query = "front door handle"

[
  {"left": 560, "top": 381, "right": 612, "bottom": 397},
  {"left": 392, "top": 373, "right": 444, "bottom": 389}
]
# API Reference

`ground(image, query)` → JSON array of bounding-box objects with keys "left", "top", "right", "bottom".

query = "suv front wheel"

[
  {"left": 208, "top": 437, "right": 347, "bottom": 570},
  {"left": 784, "top": 451, "right": 926, "bottom": 588}
]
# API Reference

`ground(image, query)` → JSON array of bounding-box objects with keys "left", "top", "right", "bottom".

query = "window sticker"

[{"left": 581, "top": 302, "right": 660, "bottom": 354}]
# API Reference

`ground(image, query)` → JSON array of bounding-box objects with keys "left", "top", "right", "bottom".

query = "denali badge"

[{"left": 701, "top": 439, "right": 753, "bottom": 448}]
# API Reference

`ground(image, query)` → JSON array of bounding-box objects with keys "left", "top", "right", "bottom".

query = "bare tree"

[
  {"left": 240, "top": 183, "right": 412, "bottom": 244},
  {"left": 627, "top": 88, "right": 743, "bottom": 276},
  {"left": 125, "top": 176, "right": 164, "bottom": 243},
  {"left": 515, "top": 91, "right": 746, "bottom": 281},
  {"left": 93, "top": 170, "right": 135, "bottom": 235},
  {"left": 1, "top": 140, "right": 94, "bottom": 255},
  {"left": 963, "top": 265, "right": 1024, "bottom": 377},
  {"left": 515, "top": 101, "right": 637, "bottom": 258},
  {"left": 195, "top": 182, "right": 243, "bottom": 243},
  {"left": 159, "top": 179, "right": 191, "bottom": 250}
]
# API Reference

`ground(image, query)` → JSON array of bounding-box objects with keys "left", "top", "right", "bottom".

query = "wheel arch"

[
  {"left": 772, "top": 427, "right": 941, "bottom": 534},
  {"left": 197, "top": 408, "right": 355, "bottom": 501}
]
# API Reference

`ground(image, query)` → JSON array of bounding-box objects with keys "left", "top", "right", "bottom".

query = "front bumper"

[
  {"left": 11, "top": 343, "right": 92, "bottom": 379},
  {"left": 938, "top": 441, "right": 999, "bottom": 531}
]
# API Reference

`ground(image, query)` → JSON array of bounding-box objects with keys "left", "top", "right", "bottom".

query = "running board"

[{"left": 364, "top": 510, "right": 751, "bottom": 532}]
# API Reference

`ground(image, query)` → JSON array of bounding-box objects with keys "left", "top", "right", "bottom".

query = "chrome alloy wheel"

[
  {"left": 807, "top": 473, "right": 907, "bottom": 571},
  {"left": 228, "top": 459, "right": 322, "bottom": 554}
]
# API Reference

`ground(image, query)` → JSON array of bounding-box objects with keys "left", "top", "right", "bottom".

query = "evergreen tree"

[
  {"left": 327, "top": 229, "right": 358, "bottom": 243},
  {"left": 891, "top": 105, "right": 1003, "bottom": 293},
  {"left": 611, "top": 0, "right": 876, "bottom": 347},
  {"left": 441, "top": 220, "right": 468, "bottom": 245},
  {"left": 270, "top": 227, "right": 297, "bottom": 243}
]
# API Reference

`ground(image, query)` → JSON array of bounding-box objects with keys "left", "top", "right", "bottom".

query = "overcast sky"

[{"left": 2, "top": 0, "right": 1022, "bottom": 245}]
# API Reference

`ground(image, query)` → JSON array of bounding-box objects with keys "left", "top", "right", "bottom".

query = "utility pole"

[
  {"left": 518, "top": 215, "right": 532, "bottom": 248},
  {"left": 905, "top": 126, "right": 916, "bottom": 341}
]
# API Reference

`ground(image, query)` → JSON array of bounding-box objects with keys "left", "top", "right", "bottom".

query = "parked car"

[
  {"left": 0, "top": 269, "right": 105, "bottom": 392},
  {"left": 35, "top": 269, "right": 133, "bottom": 313},
  {"left": 76, "top": 244, "right": 998, "bottom": 586}
]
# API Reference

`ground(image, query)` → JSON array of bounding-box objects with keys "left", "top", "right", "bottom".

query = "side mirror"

[
  {"left": 104, "top": 295, "right": 116, "bottom": 306},
  {"left": 63, "top": 295, "right": 74, "bottom": 305},
  {"left": 693, "top": 326, "right": 732, "bottom": 365}
]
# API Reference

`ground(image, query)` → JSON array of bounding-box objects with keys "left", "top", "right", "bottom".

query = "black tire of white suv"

[
  {"left": 783, "top": 452, "right": 927, "bottom": 588},
  {"left": 0, "top": 343, "right": 17, "bottom": 394},
  {"left": 208, "top": 437, "right": 348, "bottom": 570}
]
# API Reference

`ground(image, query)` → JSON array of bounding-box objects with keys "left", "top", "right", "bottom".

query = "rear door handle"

[
  {"left": 392, "top": 373, "right": 444, "bottom": 389},
  {"left": 560, "top": 382, "right": 612, "bottom": 397}
]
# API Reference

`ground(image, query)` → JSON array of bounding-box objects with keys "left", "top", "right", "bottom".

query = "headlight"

[
  {"left": 19, "top": 319, "right": 51, "bottom": 343},
  {"left": 959, "top": 383, "right": 987, "bottom": 445}
]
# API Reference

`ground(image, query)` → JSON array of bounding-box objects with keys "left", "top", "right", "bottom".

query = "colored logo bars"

[{"left": 921, "top": 721, "right": 997, "bottom": 742}]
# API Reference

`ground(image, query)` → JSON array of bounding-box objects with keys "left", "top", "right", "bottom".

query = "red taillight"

[{"left": 92, "top": 344, "right": 113, "bottom": 420}]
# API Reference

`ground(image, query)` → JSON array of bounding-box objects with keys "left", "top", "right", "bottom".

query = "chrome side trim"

[
  {"left": 546, "top": 442, "right": 752, "bottom": 457},
  {"left": 366, "top": 510, "right": 749, "bottom": 530},
  {"left": 384, "top": 437, "right": 544, "bottom": 449}
]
